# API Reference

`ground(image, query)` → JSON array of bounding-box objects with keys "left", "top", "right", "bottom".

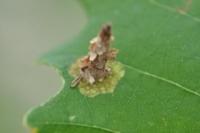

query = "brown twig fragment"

[{"left": 71, "top": 24, "right": 118, "bottom": 87}]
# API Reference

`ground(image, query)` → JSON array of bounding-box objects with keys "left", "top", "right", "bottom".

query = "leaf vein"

[
  {"left": 149, "top": 0, "right": 200, "bottom": 23},
  {"left": 122, "top": 63, "right": 200, "bottom": 98},
  {"left": 83, "top": 96, "right": 94, "bottom": 123}
]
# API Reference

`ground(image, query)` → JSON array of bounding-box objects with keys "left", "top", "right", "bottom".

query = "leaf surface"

[{"left": 25, "top": 0, "right": 200, "bottom": 132}]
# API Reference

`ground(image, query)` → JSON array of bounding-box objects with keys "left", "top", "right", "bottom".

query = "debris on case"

[{"left": 71, "top": 24, "right": 118, "bottom": 87}]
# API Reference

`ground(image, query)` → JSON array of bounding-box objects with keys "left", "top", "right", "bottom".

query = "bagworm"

[{"left": 71, "top": 24, "right": 118, "bottom": 87}]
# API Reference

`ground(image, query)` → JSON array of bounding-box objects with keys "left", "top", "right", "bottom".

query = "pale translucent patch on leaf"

[{"left": 69, "top": 59, "right": 125, "bottom": 97}]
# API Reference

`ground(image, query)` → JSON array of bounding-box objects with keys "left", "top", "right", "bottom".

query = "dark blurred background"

[{"left": 0, "top": 0, "right": 86, "bottom": 132}]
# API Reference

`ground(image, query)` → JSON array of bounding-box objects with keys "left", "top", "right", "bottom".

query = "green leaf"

[{"left": 25, "top": 0, "right": 200, "bottom": 132}]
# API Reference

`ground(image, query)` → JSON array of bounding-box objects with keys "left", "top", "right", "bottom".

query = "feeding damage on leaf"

[{"left": 69, "top": 24, "right": 125, "bottom": 97}]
